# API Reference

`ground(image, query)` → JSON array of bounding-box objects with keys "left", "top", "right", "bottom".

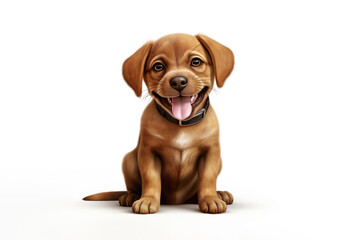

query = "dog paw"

[
  {"left": 217, "top": 191, "right": 234, "bottom": 205},
  {"left": 199, "top": 196, "right": 227, "bottom": 214},
  {"left": 119, "top": 192, "right": 140, "bottom": 207},
  {"left": 132, "top": 197, "right": 160, "bottom": 214}
]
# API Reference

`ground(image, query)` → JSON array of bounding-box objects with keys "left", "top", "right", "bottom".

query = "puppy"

[{"left": 83, "top": 33, "right": 234, "bottom": 214}]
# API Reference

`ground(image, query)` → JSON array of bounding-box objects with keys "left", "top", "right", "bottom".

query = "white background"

[{"left": 1, "top": 0, "right": 359, "bottom": 239}]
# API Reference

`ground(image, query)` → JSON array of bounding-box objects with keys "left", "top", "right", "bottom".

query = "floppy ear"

[
  {"left": 122, "top": 41, "right": 153, "bottom": 97},
  {"left": 196, "top": 34, "right": 234, "bottom": 88}
]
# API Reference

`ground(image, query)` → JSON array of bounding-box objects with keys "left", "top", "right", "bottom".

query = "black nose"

[{"left": 169, "top": 76, "right": 188, "bottom": 92}]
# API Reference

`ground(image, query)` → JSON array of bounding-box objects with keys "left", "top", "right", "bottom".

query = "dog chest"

[{"left": 172, "top": 131, "right": 193, "bottom": 149}]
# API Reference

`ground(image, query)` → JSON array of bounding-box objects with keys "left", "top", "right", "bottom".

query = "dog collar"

[{"left": 154, "top": 97, "right": 210, "bottom": 126}]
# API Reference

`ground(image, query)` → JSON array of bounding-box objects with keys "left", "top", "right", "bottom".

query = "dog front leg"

[
  {"left": 131, "top": 145, "right": 161, "bottom": 214},
  {"left": 197, "top": 144, "right": 227, "bottom": 213}
]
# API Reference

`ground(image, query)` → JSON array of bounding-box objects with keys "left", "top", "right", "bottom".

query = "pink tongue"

[{"left": 171, "top": 96, "right": 192, "bottom": 120}]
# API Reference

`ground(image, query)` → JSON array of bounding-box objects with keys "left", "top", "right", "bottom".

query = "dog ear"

[
  {"left": 196, "top": 34, "right": 234, "bottom": 88},
  {"left": 122, "top": 41, "right": 153, "bottom": 97}
]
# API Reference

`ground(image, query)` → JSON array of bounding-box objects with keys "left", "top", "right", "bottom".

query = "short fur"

[{"left": 83, "top": 33, "right": 234, "bottom": 214}]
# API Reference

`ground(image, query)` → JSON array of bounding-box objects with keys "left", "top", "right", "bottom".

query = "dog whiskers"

[
  {"left": 142, "top": 92, "right": 152, "bottom": 102},
  {"left": 211, "top": 88, "right": 220, "bottom": 96}
]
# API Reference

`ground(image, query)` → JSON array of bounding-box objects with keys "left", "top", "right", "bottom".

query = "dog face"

[{"left": 123, "top": 33, "right": 234, "bottom": 121}]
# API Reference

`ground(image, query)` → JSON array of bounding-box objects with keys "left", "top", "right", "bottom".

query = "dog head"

[{"left": 122, "top": 33, "right": 234, "bottom": 121}]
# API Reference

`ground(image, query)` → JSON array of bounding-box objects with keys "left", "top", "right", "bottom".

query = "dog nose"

[{"left": 169, "top": 76, "right": 188, "bottom": 92}]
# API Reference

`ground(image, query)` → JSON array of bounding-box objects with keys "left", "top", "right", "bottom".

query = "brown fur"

[{"left": 83, "top": 33, "right": 234, "bottom": 214}]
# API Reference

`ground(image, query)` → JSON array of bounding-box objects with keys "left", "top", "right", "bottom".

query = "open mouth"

[{"left": 153, "top": 87, "right": 209, "bottom": 121}]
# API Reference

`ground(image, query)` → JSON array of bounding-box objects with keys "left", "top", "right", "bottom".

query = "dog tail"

[{"left": 82, "top": 191, "right": 127, "bottom": 201}]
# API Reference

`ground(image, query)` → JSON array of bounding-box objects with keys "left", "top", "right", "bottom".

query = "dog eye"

[
  {"left": 152, "top": 63, "right": 165, "bottom": 72},
  {"left": 190, "top": 58, "right": 203, "bottom": 67}
]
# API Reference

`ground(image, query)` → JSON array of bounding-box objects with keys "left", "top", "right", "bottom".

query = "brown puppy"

[{"left": 83, "top": 33, "right": 234, "bottom": 214}]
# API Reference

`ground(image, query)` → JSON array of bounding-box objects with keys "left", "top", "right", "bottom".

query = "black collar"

[{"left": 154, "top": 97, "right": 210, "bottom": 126}]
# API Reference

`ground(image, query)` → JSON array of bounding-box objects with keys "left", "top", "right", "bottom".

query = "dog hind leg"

[
  {"left": 119, "top": 148, "right": 141, "bottom": 207},
  {"left": 216, "top": 191, "right": 234, "bottom": 205}
]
